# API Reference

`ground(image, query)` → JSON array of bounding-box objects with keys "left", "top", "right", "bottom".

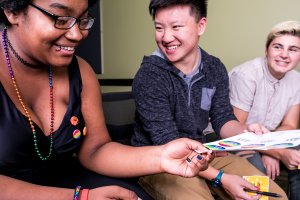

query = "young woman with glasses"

[{"left": 0, "top": 0, "right": 214, "bottom": 199}]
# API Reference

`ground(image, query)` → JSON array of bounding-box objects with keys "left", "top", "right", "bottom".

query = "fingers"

[
  {"left": 193, "top": 144, "right": 211, "bottom": 154},
  {"left": 247, "top": 124, "right": 269, "bottom": 134},
  {"left": 260, "top": 126, "right": 269, "bottom": 133},
  {"left": 186, "top": 150, "right": 209, "bottom": 171},
  {"left": 247, "top": 194, "right": 262, "bottom": 200},
  {"left": 243, "top": 188, "right": 262, "bottom": 200},
  {"left": 270, "top": 166, "right": 276, "bottom": 180},
  {"left": 188, "top": 140, "right": 216, "bottom": 163},
  {"left": 214, "top": 151, "right": 228, "bottom": 157},
  {"left": 109, "top": 186, "right": 138, "bottom": 200},
  {"left": 262, "top": 156, "right": 280, "bottom": 180},
  {"left": 265, "top": 164, "right": 278, "bottom": 180},
  {"left": 287, "top": 164, "right": 298, "bottom": 170},
  {"left": 193, "top": 148, "right": 217, "bottom": 163},
  {"left": 183, "top": 139, "right": 218, "bottom": 172},
  {"left": 275, "top": 163, "right": 280, "bottom": 178},
  {"left": 265, "top": 165, "right": 272, "bottom": 179},
  {"left": 251, "top": 127, "right": 263, "bottom": 135},
  {"left": 92, "top": 186, "right": 139, "bottom": 200},
  {"left": 195, "top": 156, "right": 209, "bottom": 171},
  {"left": 242, "top": 178, "right": 259, "bottom": 191}
]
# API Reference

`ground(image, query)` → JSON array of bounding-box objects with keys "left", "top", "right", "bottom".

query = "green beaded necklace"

[{"left": 2, "top": 28, "right": 54, "bottom": 161}]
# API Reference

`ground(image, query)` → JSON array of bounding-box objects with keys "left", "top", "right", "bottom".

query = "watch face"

[
  {"left": 211, "top": 179, "right": 222, "bottom": 188},
  {"left": 211, "top": 169, "right": 224, "bottom": 188}
]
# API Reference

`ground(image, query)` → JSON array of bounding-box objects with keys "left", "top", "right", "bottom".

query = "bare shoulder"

[
  {"left": 75, "top": 56, "right": 99, "bottom": 87},
  {"left": 75, "top": 56, "right": 96, "bottom": 76}
]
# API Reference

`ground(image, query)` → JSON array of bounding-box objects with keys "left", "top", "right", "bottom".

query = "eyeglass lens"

[{"left": 55, "top": 17, "right": 94, "bottom": 30}]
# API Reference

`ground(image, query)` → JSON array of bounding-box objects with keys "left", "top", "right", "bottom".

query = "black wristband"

[{"left": 211, "top": 170, "right": 224, "bottom": 188}]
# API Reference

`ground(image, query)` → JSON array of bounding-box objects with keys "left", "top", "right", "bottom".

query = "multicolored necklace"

[{"left": 2, "top": 28, "right": 54, "bottom": 161}]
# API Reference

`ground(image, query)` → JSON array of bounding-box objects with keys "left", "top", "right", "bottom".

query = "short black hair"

[
  {"left": 149, "top": 0, "right": 208, "bottom": 22},
  {"left": 0, "top": 0, "right": 99, "bottom": 26}
]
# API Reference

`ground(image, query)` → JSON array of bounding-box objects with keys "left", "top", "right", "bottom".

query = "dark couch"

[{"left": 102, "top": 91, "right": 135, "bottom": 145}]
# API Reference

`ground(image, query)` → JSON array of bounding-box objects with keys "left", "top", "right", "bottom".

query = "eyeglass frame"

[{"left": 29, "top": 3, "right": 95, "bottom": 30}]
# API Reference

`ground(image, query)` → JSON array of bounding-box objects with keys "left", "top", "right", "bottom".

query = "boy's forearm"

[
  {"left": 220, "top": 120, "right": 247, "bottom": 139},
  {"left": 258, "top": 149, "right": 284, "bottom": 160}
]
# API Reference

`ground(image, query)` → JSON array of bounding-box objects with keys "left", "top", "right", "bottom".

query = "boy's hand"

[{"left": 246, "top": 123, "right": 269, "bottom": 135}]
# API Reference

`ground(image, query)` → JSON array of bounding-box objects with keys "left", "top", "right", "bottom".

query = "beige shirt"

[{"left": 229, "top": 57, "right": 300, "bottom": 131}]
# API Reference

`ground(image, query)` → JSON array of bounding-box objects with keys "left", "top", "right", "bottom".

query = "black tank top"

[{"left": 0, "top": 57, "right": 86, "bottom": 184}]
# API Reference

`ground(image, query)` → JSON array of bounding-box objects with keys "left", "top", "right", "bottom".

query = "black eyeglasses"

[{"left": 29, "top": 3, "right": 95, "bottom": 30}]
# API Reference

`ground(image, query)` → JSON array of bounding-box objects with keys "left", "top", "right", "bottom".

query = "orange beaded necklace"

[{"left": 2, "top": 28, "right": 54, "bottom": 161}]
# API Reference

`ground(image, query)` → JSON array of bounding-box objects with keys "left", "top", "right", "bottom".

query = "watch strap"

[{"left": 211, "top": 169, "right": 224, "bottom": 188}]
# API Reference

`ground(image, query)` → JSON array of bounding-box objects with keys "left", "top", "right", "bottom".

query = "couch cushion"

[{"left": 102, "top": 92, "right": 135, "bottom": 144}]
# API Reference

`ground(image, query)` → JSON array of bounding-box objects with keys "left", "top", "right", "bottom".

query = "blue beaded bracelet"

[{"left": 73, "top": 186, "right": 82, "bottom": 200}]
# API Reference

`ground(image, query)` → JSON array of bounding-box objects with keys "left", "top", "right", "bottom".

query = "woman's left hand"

[{"left": 160, "top": 138, "right": 215, "bottom": 177}]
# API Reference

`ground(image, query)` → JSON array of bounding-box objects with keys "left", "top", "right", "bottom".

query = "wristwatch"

[{"left": 211, "top": 170, "right": 224, "bottom": 188}]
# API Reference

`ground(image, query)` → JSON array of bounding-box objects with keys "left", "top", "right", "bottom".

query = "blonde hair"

[{"left": 266, "top": 21, "right": 300, "bottom": 48}]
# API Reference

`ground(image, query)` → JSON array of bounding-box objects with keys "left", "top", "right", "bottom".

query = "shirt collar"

[
  {"left": 152, "top": 47, "right": 203, "bottom": 74},
  {"left": 263, "top": 57, "right": 279, "bottom": 85}
]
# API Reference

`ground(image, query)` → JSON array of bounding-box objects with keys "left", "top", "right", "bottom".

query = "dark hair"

[
  {"left": 149, "top": 0, "right": 208, "bottom": 22},
  {"left": 0, "top": 0, "right": 99, "bottom": 26}
]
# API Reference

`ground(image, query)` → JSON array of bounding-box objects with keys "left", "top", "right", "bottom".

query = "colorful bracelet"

[
  {"left": 73, "top": 186, "right": 82, "bottom": 200},
  {"left": 80, "top": 189, "right": 89, "bottom": 200}
]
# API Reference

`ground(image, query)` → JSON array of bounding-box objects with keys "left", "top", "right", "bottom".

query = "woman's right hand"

[
  {"left": 89, "top": 186, "right": 140, "bottom": 200},
  {"left": 160, "top": 138, "right": 214, "bottom": 178}
]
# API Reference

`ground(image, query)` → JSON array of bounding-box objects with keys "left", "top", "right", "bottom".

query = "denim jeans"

[
  {"left": 288, "top": 169, "right": 300, "bottom": 200},
  {"left": 246, "top": 152, "right": 267, "bottom": 174}
]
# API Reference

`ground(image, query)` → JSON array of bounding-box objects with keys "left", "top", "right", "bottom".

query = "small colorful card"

[{"left": 243, "top": 176, "right": 269, "bottom": 200}]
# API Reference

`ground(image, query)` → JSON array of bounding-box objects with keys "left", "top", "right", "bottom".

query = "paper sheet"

[{"left": 203, "top": 130, "right": 300, "bottom": 151}]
